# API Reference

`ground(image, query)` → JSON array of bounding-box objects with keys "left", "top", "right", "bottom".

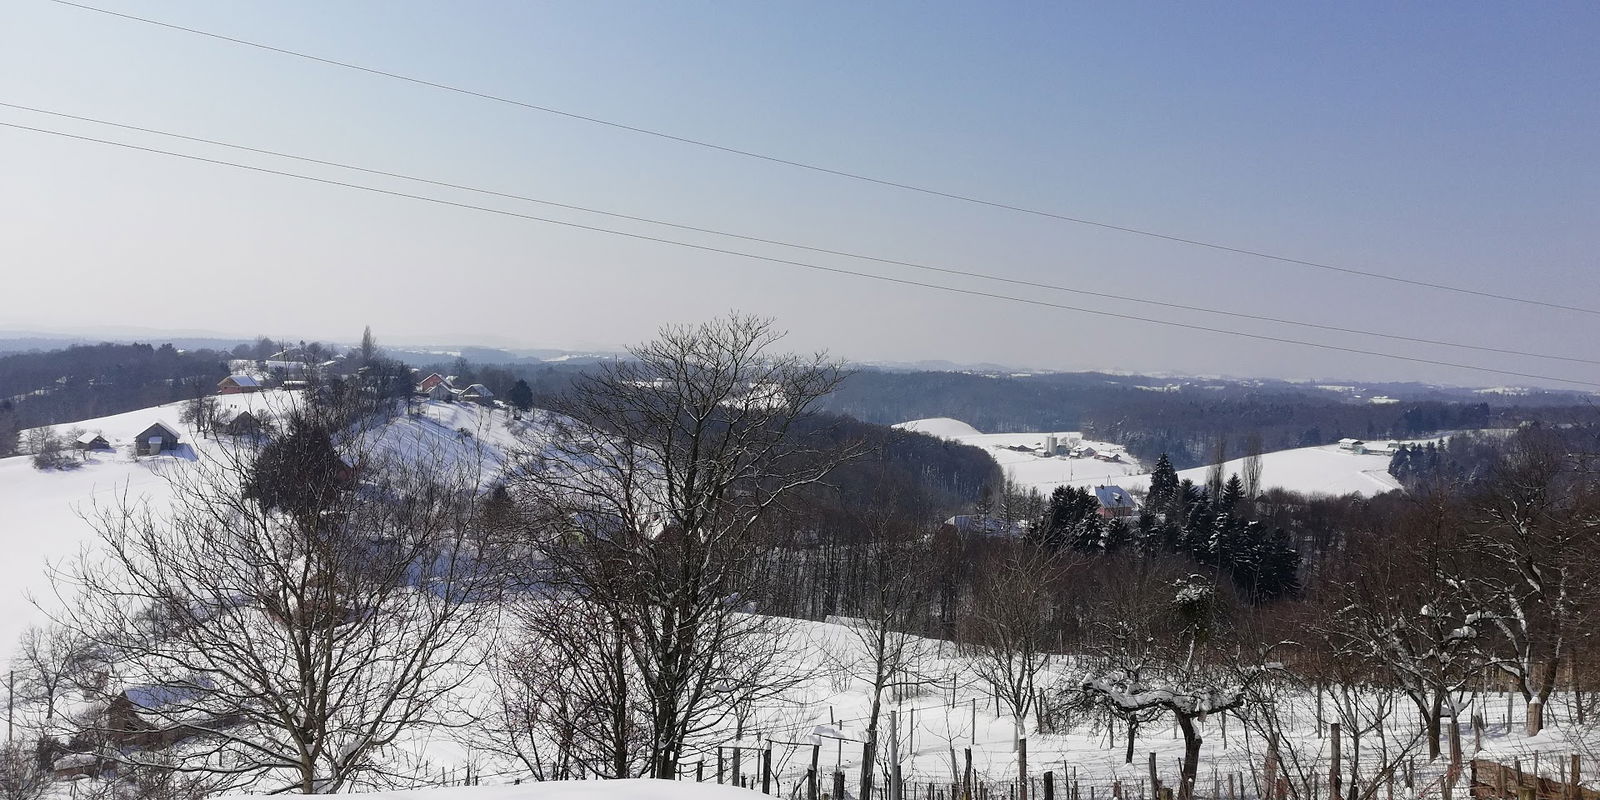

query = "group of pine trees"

[{"left": 1029, "top": 454, "right": 1301, "bottom": 603}]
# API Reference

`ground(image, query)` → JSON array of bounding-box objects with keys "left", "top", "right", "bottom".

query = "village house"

[
  {"left": 1093, "top": 485, "right": 1139, "bottom": 519},
  {"left": 459, "top": 383, "right": 495, "bottom": 405},
  {"left": 135, "top": 421, "right": 181, "bottom": 456},
  {"left": 1338, "top": 438, "right": 1366, "bottom": 454},
  {"left": 216, "top": 374, "right": 263, "bottom": 394}
]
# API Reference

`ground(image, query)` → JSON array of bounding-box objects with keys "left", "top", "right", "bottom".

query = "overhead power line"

[
  {"left": 44, "top": 0, "right": 1600, "bottom": 318},
  {"left": 6, "top": 100, "right": 1596, "bottom": 371},
  {"left": 4, "top": 119, "right": 1596, "bottom": 390}
]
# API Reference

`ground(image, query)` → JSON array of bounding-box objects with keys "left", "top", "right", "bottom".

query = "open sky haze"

[{"left": 2, "top": 1, "right": 1597, "bottom": 387}]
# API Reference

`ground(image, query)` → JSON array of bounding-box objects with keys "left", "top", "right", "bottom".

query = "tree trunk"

[
  {"left": 1176, "top": 713, "right": 1203, "bottom": 800},
  {"left": 1125, "top": 718, "right": 1138, "bottom": 765},
  {"left": 1426, "top": 695, "right": 1443, "bottom": 760},
  {"left": 1524, "top": 699, "right": 1544, "bottom": 736}
]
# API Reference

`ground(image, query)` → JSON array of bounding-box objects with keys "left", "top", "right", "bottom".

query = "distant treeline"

[
  {"left": 815, "top": 369, "right": 1596, "bottom": 468},
  {"left": 0, "top": 342, "right": 231, "bottom": 437}
]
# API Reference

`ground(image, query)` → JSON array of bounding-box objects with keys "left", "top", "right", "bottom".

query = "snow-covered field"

[
  {"left": 895, "top": 418, "right": 1144, "bottom": 495},
  {"left": 1061, "top": 443, "right": 1414, "bottom": 498}
]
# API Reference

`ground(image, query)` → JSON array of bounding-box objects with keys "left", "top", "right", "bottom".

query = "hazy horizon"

[{"left": 4, "top": 2, "right": 1597, "bottom": 390}]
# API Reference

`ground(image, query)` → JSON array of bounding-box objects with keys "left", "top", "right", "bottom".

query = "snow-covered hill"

[
  {"left": 894, "top": 417, "right": 1429, "bottom": 498},
  {"left": 0, "top": 393, "right": 528, "bottom": 651}
]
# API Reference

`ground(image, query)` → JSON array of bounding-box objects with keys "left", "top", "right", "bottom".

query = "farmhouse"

[
  {"left": 216, "top": 374, "right": 263, "bottom": 394},
  {"left": 1093, "top": 485, "right": 1139, "bottom": 519},
  {"left": 415, "top": 373, "right": 451, "bottom": 393},
  {"left": 135, "top": 421, "right": 181, "bottom": 456},
  {"left": 1338, "top": 438, "right": 1365, "bottom": 454}
]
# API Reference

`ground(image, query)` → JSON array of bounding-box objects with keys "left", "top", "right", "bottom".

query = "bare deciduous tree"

[
  {"left": 0, "top": 741, "right": 51, "bottom": 800},
  {"left": 963, "top": 545, "right": 1063, "bottom": 750},
  {"left": 510, "top": 314, "right": 864, "bottom": 779}
]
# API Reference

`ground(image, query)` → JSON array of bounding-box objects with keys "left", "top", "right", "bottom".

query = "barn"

[
  {"left": 221, "top": 410, "right": 262, "bottom": 437},
  {"left": 135, "top": 421, "right": 182, "bottom": 455}
]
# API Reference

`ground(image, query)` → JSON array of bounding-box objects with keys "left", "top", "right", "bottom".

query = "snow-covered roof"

[
  {"left": 221, "top": 374, "right": 261, "bottom": 387},
  {"left": 462, "top": 384, "right": 494, "bottom": 397},
  {"left": 139, "top": 420, "right": 182, "bottom": 439},
  {"left": 75, "top": 431, "right": 106, "bottom": 445},
  {"left": 943, "top": 515, "right": 1023, "bottom": 536},
  {"left": 1094, "top": 485, "right": 1137, "bottom": 510}
]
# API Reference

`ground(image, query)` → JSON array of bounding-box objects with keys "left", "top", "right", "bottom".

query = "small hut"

[{"left": 74, "top": 432, "right": 110, "bottom": 451}]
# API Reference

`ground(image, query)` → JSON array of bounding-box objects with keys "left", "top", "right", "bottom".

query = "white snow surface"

[
  {"left": 893, "top": 417, "right": 982, "bottom": 439},
  {"left": 213, "top": 779, "right": 761, "bottom": 799}
]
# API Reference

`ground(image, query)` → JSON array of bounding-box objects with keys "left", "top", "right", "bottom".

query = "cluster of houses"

[
  {"left": 216, "top": 368, "right": 501, "bottom": 407},
  {"left": 414, "top": 373, "right": 496, "bottom": 405},
  {"left": 1337, "top": 438, "right": 1401, "bottom": 455},
  {"left": 1026, "top": 433, "right": 1125, "bottom": 462}
]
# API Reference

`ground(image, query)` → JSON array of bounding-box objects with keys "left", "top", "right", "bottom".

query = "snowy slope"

[
  {"left": 893, "top": 418, "right": 1143, "bottom": 494},
  {"left": 893, "top": 417, "right": 982, "bottom": 439}
]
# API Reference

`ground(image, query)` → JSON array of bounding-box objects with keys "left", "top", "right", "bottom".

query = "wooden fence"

[{"left": 1470, "top": 759, "right": 1598, "bottom": 800}]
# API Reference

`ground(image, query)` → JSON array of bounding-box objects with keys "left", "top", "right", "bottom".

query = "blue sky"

[{"left": 2, "top": 1, "right": 1597, "bottom": 388}]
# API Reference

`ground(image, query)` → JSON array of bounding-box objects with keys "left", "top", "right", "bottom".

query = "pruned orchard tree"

[
  {"left": 1455, "top": 430, "right": 1600, "bottom": 735},
  {"left": 50, "top": 404, "right": 506, "bottom": 793},
  {"left": 1073, "top": 559, "right": 1278, "bottom": 800},
  {"left": 1317, "top": 492, "right": 1483, "bottom": 760},
  {"left": 509, "top": 314, "right": 864, "bottom": 780}
]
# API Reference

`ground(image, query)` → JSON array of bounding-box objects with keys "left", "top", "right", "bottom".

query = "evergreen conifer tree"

[{"left": 508, "top": 379, "right": 535, "bottom": 413}]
